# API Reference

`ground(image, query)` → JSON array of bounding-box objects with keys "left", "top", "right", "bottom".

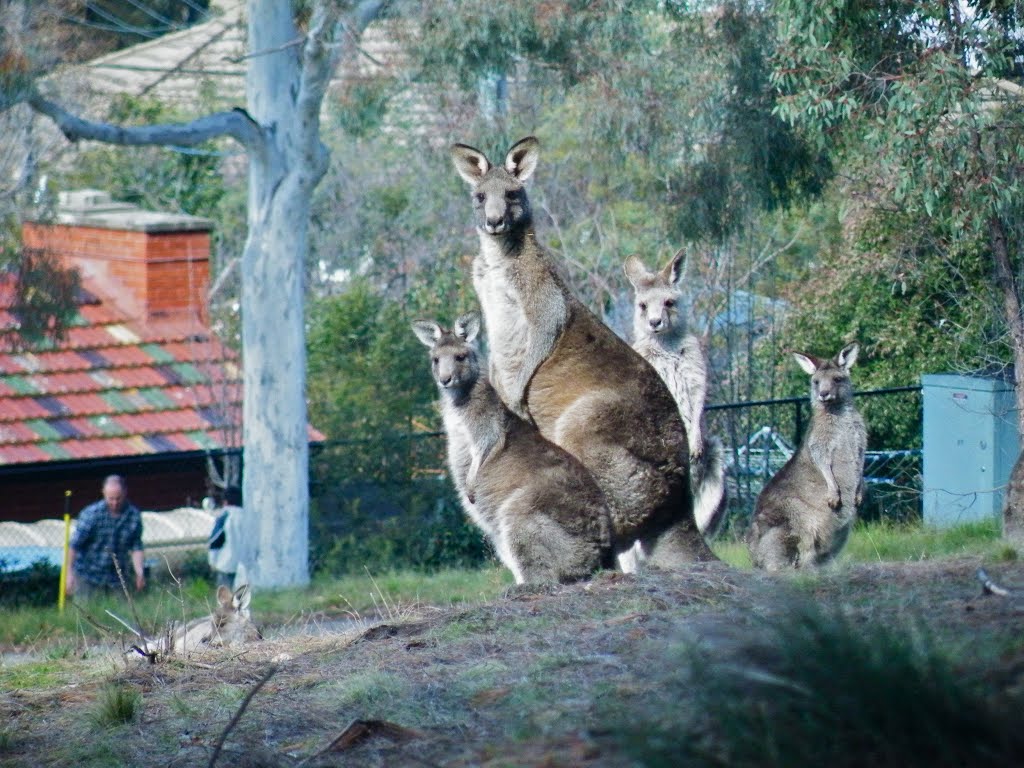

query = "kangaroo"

[
  {"left": 413, "top": 313, "right": 614, "bottom": 584},
  {"left": 151, "top": 584, "right": 261, "bottom": 655},
  {"left": 451, "top": 137, "right": 715, "bottom": 568},
  {"left": 624, "top": 250, "right": 728, "bottom": 539},
  {"left": 747, "top": 343, "right": 867, "bottom": 570}
]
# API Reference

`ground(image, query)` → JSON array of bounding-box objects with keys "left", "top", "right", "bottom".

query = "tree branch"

[{"left": 26, "top": 88, "right": 263, "bottom": 150}]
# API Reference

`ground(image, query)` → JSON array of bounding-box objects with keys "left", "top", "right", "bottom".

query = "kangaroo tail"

[{"left": 691, "top": 436, "right": 728, "bottom": 538}]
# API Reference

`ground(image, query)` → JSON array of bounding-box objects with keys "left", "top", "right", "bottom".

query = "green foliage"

[
  {"left": 626, "top": 602, "right": 1024, "bottom": 767},
  {"left": 59, "top": 94, "right": 227, "bottom": 218},
  {"left": 770, "top": 0, "right": 1024, "bottom": 428},
  {"left": 306, "top": 279, "right": 489, "bottom": 574},
  {"left": 0, "top": 246, "right": 81, "bottom": 351},
  {"left": 0, "top": 559, "right": 61, "bottom": 608}
]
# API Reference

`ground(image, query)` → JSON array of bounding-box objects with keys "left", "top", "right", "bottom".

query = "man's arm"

[
  {"left": 131, "top": 549, "right": 145, "bottom": 591},
  {"left": 130, "top": 507, "right": 146, "bottom": 591}
]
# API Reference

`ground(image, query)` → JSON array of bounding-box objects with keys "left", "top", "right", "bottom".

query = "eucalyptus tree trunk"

[
  {"left": 21, "top": 0, "right": 387, "bottom": 586},
  {"left": 990, "top": 216, "right": 1024, "bottom": 544}
]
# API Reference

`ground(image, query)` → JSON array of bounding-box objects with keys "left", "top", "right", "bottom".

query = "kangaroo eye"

[
  {"left": 505, "top": 190, "right": 519, "bottom": 201},
  {"left": 455, "top": 354, "right": 467, "bottom": 362},
  {"left": 639, "top": 302, "right": 647, "bottom": 312},
  {"left": 474, "top": 192, "right": 486, "bottom": 203},
  {"left": 432, "top": 356, "right": 439, "bottom": 365},
  {"left": 664, "top": 299, "right": 675, "bottom": 308}
]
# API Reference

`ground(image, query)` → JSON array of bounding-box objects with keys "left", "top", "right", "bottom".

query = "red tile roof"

[{"left": 0, "top": 276, "right": 320, "bottom": 465}]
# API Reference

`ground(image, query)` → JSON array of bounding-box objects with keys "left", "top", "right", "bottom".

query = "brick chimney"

[{"left": 22, "top": 190, "right": 213, "bottom": 324}]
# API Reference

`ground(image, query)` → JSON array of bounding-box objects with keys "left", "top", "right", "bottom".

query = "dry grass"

[{"left": 1, "top": 558, "right": 1022, "bottom": 767}]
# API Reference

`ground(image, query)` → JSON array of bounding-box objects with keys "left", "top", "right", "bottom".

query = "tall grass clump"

[
  {"left": 623, "top": 602, "right": 1024, "bottom": 767},
  {"left": 92, "top": 685, "right": 142, "bottom": 727}
]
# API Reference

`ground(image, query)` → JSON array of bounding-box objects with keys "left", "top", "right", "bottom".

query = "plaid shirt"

[{"left": 71, "top": 499, "right": 144, "bottom": 587}]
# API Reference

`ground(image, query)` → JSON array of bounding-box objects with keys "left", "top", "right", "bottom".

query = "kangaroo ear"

[
  {"left": 836, "top": 342, "right": 859, "bottom": 370},
  {"left": 505, "top": 136, "right": 539, "bottom": 181},
  {"left": 233, "top": 584, "right": 251, "bottom": 612},
  {"left": 793, "top": 352, "right": 820, "bottom": 375},
  {"left": 455, "top": 312, "right": 481, "bottom": 343},
  {"left": 451, "top": 143, "right": 491, "bottom": 185},
  {"left": 623, "top": 255, "right": 649, "bottom": 288},
  {"left": 216, "top": 584, "right": 232, "bottom": 607},
  {"left": 664, "top": 248, "right": 686, "bottom": 286},
  {"left": 411, "top": 320, "right": 442, "bottom": 348}
]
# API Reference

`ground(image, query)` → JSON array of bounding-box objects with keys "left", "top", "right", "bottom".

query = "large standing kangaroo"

[{"left": 451, "top": 137, "right": 715, "bottom": 566}]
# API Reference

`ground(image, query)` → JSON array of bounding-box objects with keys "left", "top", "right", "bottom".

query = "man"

[{"left": 66, "top": 475, "right": 146, "bottom": 599}]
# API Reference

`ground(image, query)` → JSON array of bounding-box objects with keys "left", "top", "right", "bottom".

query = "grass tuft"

[
  {"left": 618, "top": 601, "right": 1024, "bottom": 768},
  {"left": 93, "top": 685, "right": 141, "bottom": 727}
]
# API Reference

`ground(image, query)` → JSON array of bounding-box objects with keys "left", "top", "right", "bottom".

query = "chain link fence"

[
  {"left": 706, "top": 386, "right": 924, "bottom": 534},
  {"left": 1, "top": 387, "right": 924, "bottom": 589}
]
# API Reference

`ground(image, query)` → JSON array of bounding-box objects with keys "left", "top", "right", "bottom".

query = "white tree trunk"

[
  {"left": 21, "top": 0, "right": 386, "bottom": 587},
  {"left": 239, "top": 0, "right": 326, "bottom": 587}
]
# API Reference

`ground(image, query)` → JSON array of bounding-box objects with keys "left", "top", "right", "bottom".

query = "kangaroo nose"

[
  {"left": 649, "top": 317, "right": 663, "bottom": 330},
  {"left": 484, "top": 217, "right": 506, "bottom": 234},
  {"left": 439, "top": 374, "right": 452, "bottom": 386}
]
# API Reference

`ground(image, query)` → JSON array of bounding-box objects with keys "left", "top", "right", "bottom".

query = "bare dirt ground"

[{"left": 2, "top": 557, "right": 1023, "bottom": 767}]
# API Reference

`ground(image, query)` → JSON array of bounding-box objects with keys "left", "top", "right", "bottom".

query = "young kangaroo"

[
  {"left": 451, "top": 137, "right": 715, "bottom": 567},
  {"left": 157, "top": 584, "right": 261, "bottom": 655},
  {"left": 624, "top": 250, "right": 728, "bottom": 539},
  {"left": 747, "top": 343, "right": 867, "bottom": 570},
  {"left": 412, "top": 312, "right": 614, "bottom": 584}
]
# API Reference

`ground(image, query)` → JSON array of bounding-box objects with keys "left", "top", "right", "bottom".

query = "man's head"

[{"left": 102, "top": 475, "right": 127, "bottom": 514}]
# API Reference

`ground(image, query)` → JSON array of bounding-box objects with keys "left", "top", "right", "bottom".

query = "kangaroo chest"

[
  {"left": 634, "top": 337, "right": 705, "bottom": 425},
  {"left": 806, "top": 411, "right": 866, "bottom": 487},
  {"left": 473, "top": 253, "right": 528, "bottom": 378}
]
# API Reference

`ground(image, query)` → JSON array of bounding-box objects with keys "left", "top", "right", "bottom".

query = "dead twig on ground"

[
  {"left": 207, "top": 663, "right": 279, "bottom": 768},
  {"left": 977, "top": 568, "right": 1012, "bottom": 597}
]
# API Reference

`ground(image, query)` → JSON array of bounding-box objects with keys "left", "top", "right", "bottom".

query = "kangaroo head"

[
  {"left": 624, "top": 249, "right": 686, "bottom": 341},
  {"left": 212, "top": 584, "right": 260, "bottom": 645},
  {"left": 412, "top": 312, "right": 482, "bottom": 393},
  {"left": 451, "top": 137, "right": 539, "bottom": 236},
  {"left": 794, "top": 342, "right": 859, "bottom": 408}
]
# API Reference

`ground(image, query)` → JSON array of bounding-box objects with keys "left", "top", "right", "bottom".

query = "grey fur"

[
  {"left": 747, "top": 343, "right": 868, "bottom": 570},
  {"left": 451, "top": 138, "right": 715, "bottom": 568},
  {"left": 624, "top": 251, "right": 728, "bottom": 539},
  {"left": 413, "top": 313, "right": 614, "bottom": 584}
]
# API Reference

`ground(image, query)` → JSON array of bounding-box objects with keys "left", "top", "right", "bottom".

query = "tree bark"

[
  {"left": 17, "top": 0, "right": 388, "bottom": 586},
  {"left": 989, "top": 215, "right": 1024, "bottom": 544}
]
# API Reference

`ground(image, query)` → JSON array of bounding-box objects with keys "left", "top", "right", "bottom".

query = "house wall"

[{"left": 1, "top": 457, "right": 210, "bottom": 523}]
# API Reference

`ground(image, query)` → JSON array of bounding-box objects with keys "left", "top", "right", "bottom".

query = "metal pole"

[{"left": 58, "top": 490, "right": 72, "bottom": 612}]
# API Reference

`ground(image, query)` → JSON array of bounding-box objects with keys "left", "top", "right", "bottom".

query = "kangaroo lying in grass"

[
  {"left": 413, "top": 312, "right": 614, "bottom": 584},
  {"left": 748, "top": 343, "right": 867, "bottom": 570},
  {"left": 138, "top": 584, "right": 261, "bottom": 657}
]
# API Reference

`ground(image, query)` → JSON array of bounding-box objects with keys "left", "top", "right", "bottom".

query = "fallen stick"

[{"left": 977, "top": 568, "right": 1011, "bottom": 597}]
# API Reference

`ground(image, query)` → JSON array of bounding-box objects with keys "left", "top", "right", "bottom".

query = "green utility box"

[{"left": 921, "top": 374, "right": 1019, "bottom": 527}]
